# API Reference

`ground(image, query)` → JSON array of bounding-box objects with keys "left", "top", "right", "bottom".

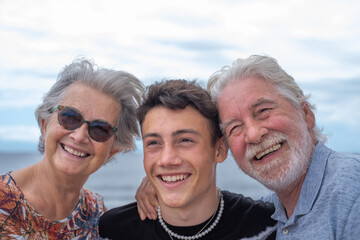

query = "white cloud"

[{"left": 1, "top": 0, "right": 359, "bottom": 81}]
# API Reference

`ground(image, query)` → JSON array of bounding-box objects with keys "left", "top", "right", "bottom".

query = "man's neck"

[
  {"left": 276, "top": 173, "right": 307, "bottom": 218},
  {"left": 159, "top": 188, "right": 220, "bottom": 226}
]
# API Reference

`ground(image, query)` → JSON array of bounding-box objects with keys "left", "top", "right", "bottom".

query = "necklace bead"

[{"left": 158, "top": 190, "right": 224, "bottom": 240}]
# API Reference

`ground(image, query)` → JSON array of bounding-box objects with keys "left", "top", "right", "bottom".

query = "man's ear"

[
  {"left": 215, "top": 136, "right": 228, "bottom": 164},
  {"left": 302, "top": 103, "right": 315, "bottom": 130}
]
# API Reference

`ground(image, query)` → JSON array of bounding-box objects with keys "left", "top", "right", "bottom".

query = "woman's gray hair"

[
  {"left": 35, "top": 57, "right": 144, "bottom": 154},
  {"left": 207, "top": 54, "right": 327, "bottom": 142}
]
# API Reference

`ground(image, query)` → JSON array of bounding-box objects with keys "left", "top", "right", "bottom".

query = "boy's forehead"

[{"left": 141, "top": 106, "right": 212, "bottom": 136}]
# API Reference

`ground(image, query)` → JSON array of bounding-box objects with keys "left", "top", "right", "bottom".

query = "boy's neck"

[{"left": 159, "top": 187, "right": 221, "bottom": 226}]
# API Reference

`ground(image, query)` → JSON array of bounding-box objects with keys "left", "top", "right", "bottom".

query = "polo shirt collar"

[{"left": 271, "top": 142, "right": 331, "bottom": 225}]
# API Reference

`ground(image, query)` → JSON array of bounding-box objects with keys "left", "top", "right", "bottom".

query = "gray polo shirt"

[{"left": 264, "top": 142, "right": 360, "bottom": 240}]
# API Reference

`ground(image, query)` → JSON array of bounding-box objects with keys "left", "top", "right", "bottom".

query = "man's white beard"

[{"left": 242, "top": 120, "right": 314, "bottom": 192}]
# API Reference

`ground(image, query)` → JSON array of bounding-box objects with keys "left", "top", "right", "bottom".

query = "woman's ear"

[
  {"left": 109, "top": 145, "right": 121, "bottom": 159},
  {"left": 105, "top": 143, "right": 121, "bottom": 164},
  {"left": 215, "top": 136, "right": 228, "bottom": 164},
  {"left": 41, "top": 119, "right": 47, "bottom": 143}
]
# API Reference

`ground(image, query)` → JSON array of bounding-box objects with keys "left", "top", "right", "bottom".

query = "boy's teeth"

[
  {"left": 256, "top": 143, "right": 281, "bottom": 160},
  {"left": 64, "top": 145, "right": 87, "bottom": 157},
  {"left": 161, "top": 174, "right": 188, "bottom": 183}
]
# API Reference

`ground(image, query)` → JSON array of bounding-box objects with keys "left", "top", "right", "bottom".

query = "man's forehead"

[{"left": 219, "top": 96, "right": 280, "bottom": 124}]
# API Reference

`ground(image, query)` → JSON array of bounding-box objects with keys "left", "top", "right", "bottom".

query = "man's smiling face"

[{"left": 218, "top": 76, "right": 315, "bottom": 191}]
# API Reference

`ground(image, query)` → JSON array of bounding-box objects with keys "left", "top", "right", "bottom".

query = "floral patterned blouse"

[{"left": 0, "top": 172, "right": 106, "bottom": 239}]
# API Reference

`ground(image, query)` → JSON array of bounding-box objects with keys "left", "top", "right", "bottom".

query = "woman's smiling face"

[{"left": 42, "top": 82, "right": 120, "bottom": 178}]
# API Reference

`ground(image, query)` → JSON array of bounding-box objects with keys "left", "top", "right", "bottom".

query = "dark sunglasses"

[{"left": 50, "top": 105, "right": 118, "bottom": 142}]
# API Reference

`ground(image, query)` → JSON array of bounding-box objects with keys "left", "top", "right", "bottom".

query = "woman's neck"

[{"left": 11, "top": 158, "right": 87, "bottom": 221}]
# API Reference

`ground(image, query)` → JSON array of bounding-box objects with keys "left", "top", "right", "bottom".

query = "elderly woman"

[{"left": 0, "top": 58, "right": 144, "bottom": 239}]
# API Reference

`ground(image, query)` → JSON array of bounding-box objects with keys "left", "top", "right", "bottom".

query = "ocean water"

[{"left": 0, "top": 151, "right": 271, "bottom": 209}]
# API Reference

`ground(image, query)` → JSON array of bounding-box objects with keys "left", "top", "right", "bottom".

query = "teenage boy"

[{"left": 99, "top": 80, "right": 276, "bottom": 240}]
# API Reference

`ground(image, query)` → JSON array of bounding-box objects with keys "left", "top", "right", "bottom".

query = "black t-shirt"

[{"left": 99, "top": 190, "right": 276, "bottom": 240}]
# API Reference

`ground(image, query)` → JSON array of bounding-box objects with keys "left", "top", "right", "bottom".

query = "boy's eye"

[
  {"left": 146, "top": 140, "right": 159, "bottom": 146},
  {"left": 177, "top": 137, "right": 196, "bottom": 146}
]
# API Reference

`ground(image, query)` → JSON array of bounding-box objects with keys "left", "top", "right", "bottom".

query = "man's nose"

[{"left": 244, "top": 120, "right": 268, "bottom": 144}]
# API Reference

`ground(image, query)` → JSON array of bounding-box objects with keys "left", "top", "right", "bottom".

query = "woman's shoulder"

[
  {"left": 1, "top": 172, "right": 14, "bottom": 185},
  {"left": 81, "top": 188, "right": 106, "bottom": 213},
  {"left": 82, "top": 188, "right": 104, "bottom": 202},
  {"left": 0, "top": 172, "right": 29, "bottom": 236},
  {"left": 0, "top": 172, "right": 21, "bottom": 201}
]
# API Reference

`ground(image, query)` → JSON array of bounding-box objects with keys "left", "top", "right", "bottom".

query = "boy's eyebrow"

[
  {"left": 142, "top": 129, "right": 201, "bottom": 139},
  {"left": 142, "top": 133, "right": 160, "bottom": 139},
  {"left": 173, "top": 129, "right": 200, "bottom": 137}
]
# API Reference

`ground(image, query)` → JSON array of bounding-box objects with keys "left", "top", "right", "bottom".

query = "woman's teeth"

[{"left": 63, "top": 145, "right": 87, "bottom": 157}]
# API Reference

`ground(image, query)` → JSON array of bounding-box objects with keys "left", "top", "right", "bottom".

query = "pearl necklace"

[{"left": 158, "top": 191, "right": 224, "bottom": 240}]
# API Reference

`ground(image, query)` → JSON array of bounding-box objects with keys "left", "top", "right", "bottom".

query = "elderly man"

[
  {"left": 137, "top": 55, "right": 360, "bottom": 239},
  {"left": 206, "top": 55, "right": 360, "bottom": 239}
]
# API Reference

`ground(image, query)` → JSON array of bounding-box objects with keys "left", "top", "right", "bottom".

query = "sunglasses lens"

[
  {"left": 58, "top": 107, "right": 83, "bottom": 130},
  {"left": 56, "top": 106, "right": 116, "bottom": 142},
  {"left": 88, "top": 120, "right": 115, "bottom": 142}
]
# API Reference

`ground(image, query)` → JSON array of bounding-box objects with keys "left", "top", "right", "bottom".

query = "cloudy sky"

[{"left": 0, "top": 0, "right": 359, "bottom": 153}]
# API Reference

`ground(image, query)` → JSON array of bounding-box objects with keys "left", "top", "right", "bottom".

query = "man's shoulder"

[
  {"left": 327, "top": 151, "right": 360, "bottom": 239},
  {"left": 326, "top": 150, "right": 360, "bottom": 186},
  {"left": 317, "top": 143, "right": 360, "bottom": 168},
  {"left": 302, "top": 148, "right": 360, "bottom": 238},
  {"left": 223, "top": 190, "right": 275, "bottom": 212},
  {"left": 314, "top": 144, "right": 360, "bottom": 185},
  {"left": 317, "top": 148, "right": 360, "bottom": 212},
  {"left": 328, "top": 150, "right": 360, "bottom": 166}
]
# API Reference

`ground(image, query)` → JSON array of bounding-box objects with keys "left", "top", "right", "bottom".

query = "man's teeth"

[
  {"left": 63, "top": 145, "right": 87, "bottom": 157},
  {"left": 161, "top": 174, "right": 189, "bottom": 183},
  {"left": 256, "top": 143, "right": 281, "bottom": 160}
]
